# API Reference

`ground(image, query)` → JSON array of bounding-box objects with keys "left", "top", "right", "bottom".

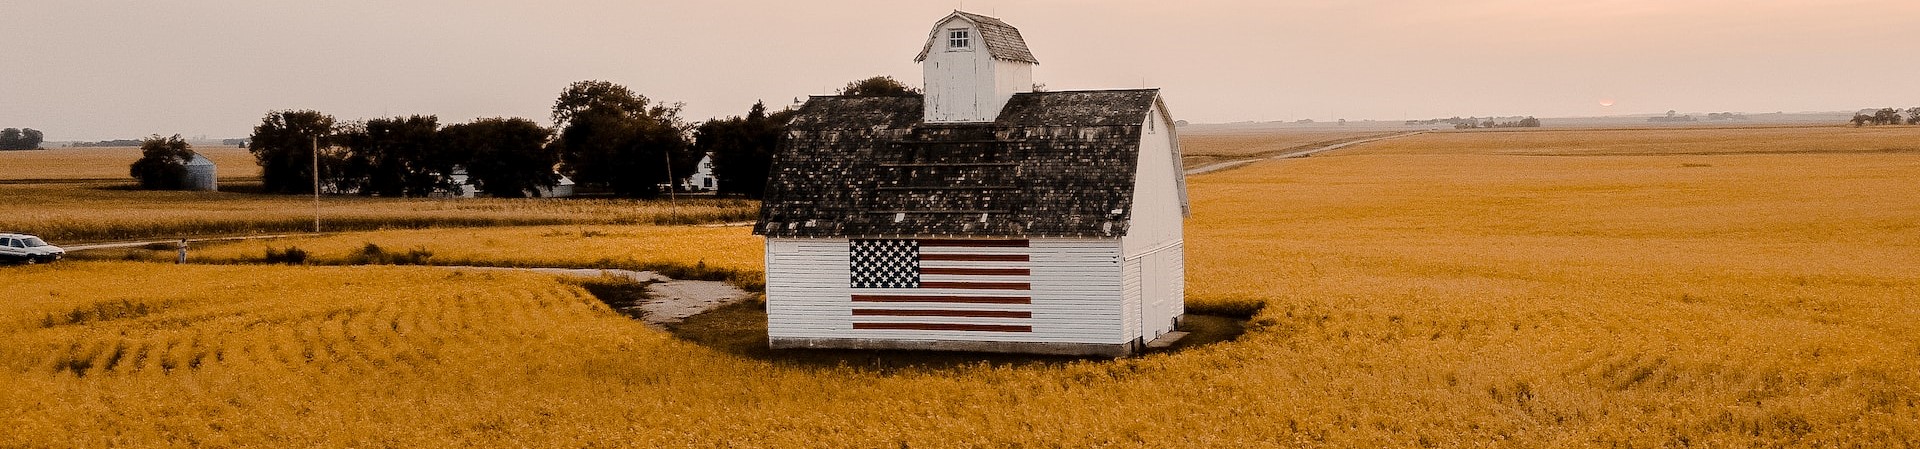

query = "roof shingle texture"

[
  {"left": 914, "top": 11, "right": 1039, "bottom": 64},
  {"left": 756, "top": 90, "right": 1160, "bottom": 239}
]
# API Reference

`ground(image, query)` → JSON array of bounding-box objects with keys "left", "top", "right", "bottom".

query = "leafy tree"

[
  {"left": 696, "top": 101, "right": 794, "bottom": 198},
  {"left": 1908, "top": 107, "right": 1920, "bottom": 125},
  {"left": 1873, "top": 108, "right": 1901, "bottom": 126},
  {"left": 128, "top": 134, "right": 195, "bottom": 190},
  {"left": 837, "top": 76, "right": 921, "bottom": 97},
  {"left": 551, "top": 80, "right": 697, "bottom": 197},
  {"left": 22, "top": 128, "right": 43, "bottom": 149},
  {"left": 1851, "top": 114, "right": 1872, "bottom": 127},
  {"left": 1519, "top": 116, "right": 1542, "bottom": 127},
  {"left": 337, "top": 115, "right": 445, "bottom": 197},
  {"left": 249, "top": 110, "right": 339, "bottom": 194},
  {"left": 0, "top": 128, "right": 46, "bottom": 150},
  {"left": 441, "top": 118, "right": 559, "bottom": 198},
  {"left": 0, "top": 128, "right": 40, "bottom": 150}
]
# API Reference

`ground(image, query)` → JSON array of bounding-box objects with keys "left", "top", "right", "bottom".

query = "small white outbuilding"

[{"left": 755, "top": 11, "right": 1188, "bottom": 357}]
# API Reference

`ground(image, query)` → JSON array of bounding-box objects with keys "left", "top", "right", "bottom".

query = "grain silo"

[{"left": 184, "top": 153, "right": 217, "bottom": 191}]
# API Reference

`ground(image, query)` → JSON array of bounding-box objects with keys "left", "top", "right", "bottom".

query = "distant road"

[{"left": 1184, "top": 131, "right": 1426, "bottom": 176}]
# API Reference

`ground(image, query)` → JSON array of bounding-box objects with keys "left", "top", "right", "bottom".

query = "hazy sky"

[{"left": 6, "top": 0, "right": 1918, "bottom": 140}]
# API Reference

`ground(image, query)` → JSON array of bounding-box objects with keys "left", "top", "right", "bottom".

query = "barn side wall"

[
  {"left": 1120, "top": 99, "right": 1187, "bottom": 340},
  {"left": 764, "top": 237, "right": 1131, "bottom": 355}
]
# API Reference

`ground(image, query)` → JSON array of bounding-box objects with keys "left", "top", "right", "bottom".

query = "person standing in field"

[{"left": 176, "top": 238, "right": 188, "bottom": 264}]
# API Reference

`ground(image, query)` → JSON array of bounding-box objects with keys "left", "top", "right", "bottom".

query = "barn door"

[{"left": 1142, "top": 253, "right": 1166, "bottom": 340}]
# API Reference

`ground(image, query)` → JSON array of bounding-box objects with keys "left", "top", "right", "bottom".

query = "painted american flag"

[{"left": 848, "top": 239, "right": 1033, "bottom": 332}]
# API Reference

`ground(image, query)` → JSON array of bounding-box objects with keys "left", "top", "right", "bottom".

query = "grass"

[
  {"left": 0, "top": 183, "right": 757, "bottom": 242},
  {"left": 4, "top": 125, "right": 1918, "bottom": 446}
]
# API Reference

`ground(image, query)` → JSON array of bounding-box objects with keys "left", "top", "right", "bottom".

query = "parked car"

[{"left": 0, "top": 233, "right": 64, "bottom": 264}]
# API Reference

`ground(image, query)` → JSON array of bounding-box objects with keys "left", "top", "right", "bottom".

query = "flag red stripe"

[
  {"left": 853, "top": 309, "right": 1032, "bottom": 318},
  {"left": 920, "top": 267, "right": 1030, "bottom": 276},
  {"left": 920, "top": 254, "right": 1029, "bottom": 262},
  {"left": 854, "top": 323, "right": 1033, "bottom": 332},
  {"left": 918, "top": 239, "right": 1030, "bottom": 248},
  {"left": 919, "top": 281, "right": 1029, "bottom": 290},
  {"left": 852, "top": 295, "right": 1031, "bottom": 304}
]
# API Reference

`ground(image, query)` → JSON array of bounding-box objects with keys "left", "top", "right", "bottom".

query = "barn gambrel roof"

[
  {"left": 913, "top": 11, "right": 1039, "bottom": 64},
  {"left": 757, "top": 89, "right": 1172, "bottom": 238}
]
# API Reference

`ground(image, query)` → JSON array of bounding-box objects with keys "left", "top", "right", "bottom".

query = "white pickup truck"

[{"left": 0, "top": 233, "right": 65, "bottom": 264}]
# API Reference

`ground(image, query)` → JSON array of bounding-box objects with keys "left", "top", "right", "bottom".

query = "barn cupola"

[{"left": 914, "top": 11, "right": 1038, "bottom": 123}]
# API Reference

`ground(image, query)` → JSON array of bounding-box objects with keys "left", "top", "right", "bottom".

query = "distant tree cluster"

[
  {"left": 1849, "top": 108, "right": 1920, "bottom": 126},
  {"left": 0, "top": 128, "right": 45, "bottom": 150},
  {"left": 1648, "top": 110, "right": 1696, "bottom": 123},
  {"left": 128, "top": 135, "right": 196, "bottom": 190},
  {"left": 550, "top": 80, "right": 700, "bottom": 198},
  {"left": 837, "top": 76, "right": 921, "bottom": 97},
  {"left": 1407, "top": 116, "right": 1540, "bottom": 129},
  {"left": 249, "top": 110, "right": 558, "bottom": 197},
  {"left": 696, "top": 101, "right": 793, "bottom": 198},
  {"left": 238, "top": 76, "right": 937, "bottom": 199},
  {"left": 70, "top": 139, "right": 145, "bottom": 148},
  {"left": 1705, "top": 112, "right": 1748, "bottom": 121}
]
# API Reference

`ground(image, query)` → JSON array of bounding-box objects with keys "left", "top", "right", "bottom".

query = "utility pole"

[
  {"left": 312, "top": 135, "right": 321, "bottom": 233},
  {"left": 664, "top": 151, "right": 677, "bottom": 202}
]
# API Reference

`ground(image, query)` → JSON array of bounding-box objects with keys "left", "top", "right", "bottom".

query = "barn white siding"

[
  {"left": 1120, "top": 99, "right": 1187, "bottom": 341},
  {"left": 765, "top": 237, "right": 1127, "bottom": 346}
]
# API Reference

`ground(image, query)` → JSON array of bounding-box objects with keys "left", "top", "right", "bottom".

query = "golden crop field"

[
  {"left": 0, "top": 182, "right": 756, "bottom": 242},
  {"left": 1178, "top": 129, "right": 1396, "bottom": 169},
  {"left": 0, "top": 146, "right": 261, "bottom": 181},
  {"left": 4, "top": 125, "right": 1917, "bottom": 446},
  {"left": 180, "top": 225, "right": 764, "bottom": 272},
  {"left": 1351, "top": 125, "right": 1920, "bottom": 156}
]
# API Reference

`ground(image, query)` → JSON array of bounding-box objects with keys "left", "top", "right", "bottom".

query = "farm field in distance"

[
  {"left": 0, "top": 146, "right": 260, "bottom": 181},
  {"left": 3, "top": 124, "right": 1917, "bottom": 446}
]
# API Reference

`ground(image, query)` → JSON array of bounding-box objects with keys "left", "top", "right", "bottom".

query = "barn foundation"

[{"left": 770, "top": 337, "right": 1141, "bottom": 358}]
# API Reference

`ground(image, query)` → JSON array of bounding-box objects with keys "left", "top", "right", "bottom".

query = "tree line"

[
  {"left": 124, "top": 76, "right": 911, "bottom": 196},
  {"left": 1849, "top": 108, "right": 1920, "bottom": 126},
  {"left": 241, "top": 77, "right": 908, "bottom": 198},
  {"left": 0, "top": 128, "right": 45, "bottom": 150}
]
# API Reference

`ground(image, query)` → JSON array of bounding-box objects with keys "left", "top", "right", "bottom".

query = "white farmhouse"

[
  {"left": 685, "top": 153, "right": 718, "bottom": 192},
  {"left": 755, "top": 11, "right": 1188, "bottom": 357}
]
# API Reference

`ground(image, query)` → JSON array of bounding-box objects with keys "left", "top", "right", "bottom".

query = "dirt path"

[
  {"left": 62, "top": 234, "right": 313, "bottom": 252},
  {"left": 1184, "top": 131, "right": 1427, "bottom": 176},
  {"left": 440, "top": 266, "right": 750, "bottom": 329}
]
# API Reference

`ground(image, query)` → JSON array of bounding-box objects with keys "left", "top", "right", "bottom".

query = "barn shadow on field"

[{"left": 665, "top": 300, "right": 1249, "bottom": 372}]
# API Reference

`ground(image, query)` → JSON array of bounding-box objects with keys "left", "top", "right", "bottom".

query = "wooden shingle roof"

[
  {"left": 914, "top": 11, "right": 1039, "bottom": 64},
  {"left": 757, "top": 89, "right": 1162, "bottom": 238}
]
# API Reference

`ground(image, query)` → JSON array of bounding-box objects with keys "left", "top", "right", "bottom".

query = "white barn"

[{"left": 755, "top": 11, "right": 1188, "bottom": 357}]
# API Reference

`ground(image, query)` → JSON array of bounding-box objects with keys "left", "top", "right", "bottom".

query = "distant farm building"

[
  {"left": 184, "top": 153, "right": 217, "bottom": 191},
  {"left": 755, "top": 11, "right": 1188, "bottom": 357},
  {"left": 685, "top": 153, "right": 718, "bottom": 192}
]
